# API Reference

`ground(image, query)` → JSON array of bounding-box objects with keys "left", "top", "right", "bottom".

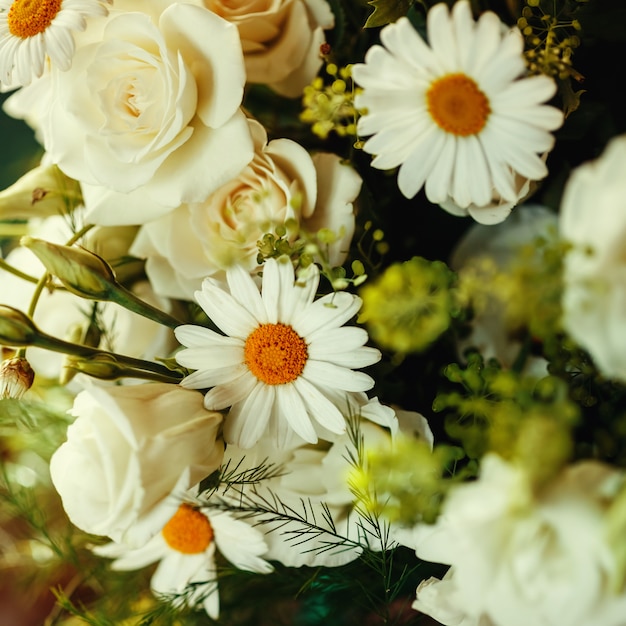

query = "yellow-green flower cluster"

[
  {"left": 457, "top": 231, "right": 567, "bottom": 350},
  {"left": 300, "top": 63, "right": 361, "bottom": 140},
  {"left": 358, "top": 256, "right": 459, "bottom": 354},
  {"left": 434, "top": 351, "right": 579, "bottom": 489},
  {"left": 518, "top": 0, "right": 584, "bottom": 82},
  {"left": 350, "top": 437, "right": 465, "bottom": 526}
]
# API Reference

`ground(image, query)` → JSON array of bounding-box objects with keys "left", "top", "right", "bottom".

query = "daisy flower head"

[
  {"left": 351, "top": 0, "right": 564, "bottom": 215},
  {"left": 174, "top": 257, "right": 382, "bottom": 449},
  {"left": 94, "top": 498, "right": 273, "bottom": 620},
  {"left": 0, "top": 0, "right": 111, "bottom": 88}
]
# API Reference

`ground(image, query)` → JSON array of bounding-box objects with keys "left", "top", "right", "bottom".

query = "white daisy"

[
  {"left": 351, "top": 0, "right": 564, "bottom": 212},
  {"left": 0, "top": 0, "right": 111, "bottom": 88},
  {"left": 174, "top": 257, "right": 382, "bottom": 449},
  {"left": 94, "top": 499, "right": 273, "bottom": 620}
]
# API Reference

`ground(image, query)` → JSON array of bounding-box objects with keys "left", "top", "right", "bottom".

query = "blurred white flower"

[
  {"left": 352, "top": 1, "right": 563, "bottom": 215},
  {"left": 410, "top": 453, "right": 626, "bottom": 626},
  {"left": 175, "top": 257, "right": 381, "bottom": 449},
  {"left": 560, "top": 133, "right": 626, "bottom": 382},
  {"left": 50, "top": 382, "right": 224, "bottom": 545},
  {"left": 130, "top": 119, "right": 361, "bottom": 300},
  {"left": 0, "top": 0, "right": 111, "bottom": 88},
  {"left": 202, "top": 0, "right": 334, "bottom": 97},
  {"left": 449, "top": 204, "right": 557, "bottom": 375},
  {"left": 94, "top": 496, "right": 273, "bottom": 620}
]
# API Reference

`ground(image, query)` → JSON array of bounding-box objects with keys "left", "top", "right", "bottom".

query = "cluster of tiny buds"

[
  {"left": 518, "top": 0, "right": 584, "bottom": 81},
  {"left": 300, "top": 46, "right": 361, "bottom": 140}
]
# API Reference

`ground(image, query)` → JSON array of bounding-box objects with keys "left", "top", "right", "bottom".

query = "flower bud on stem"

[
  {"left": 21, "top": 236, "right": 184, "bottom": 330},
  {"left": 0, "top": 305, "right": 183, "bottom": 383},
  {"left": 64, "top": 354, "right": 183, "bottom": 384}
]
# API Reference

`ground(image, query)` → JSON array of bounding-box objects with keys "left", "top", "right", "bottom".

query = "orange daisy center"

[
  {"left": 426, "top": 73, "right": 491, "bottom": 136},
  {"left": 7, "top": 0, "right": 63, "bottom": 38},
  {"left": 244, "top": 322, "right": 308, "bottom": 385},
  {"left": 161, "top": 504, "right": 214, "bottom": 554}
]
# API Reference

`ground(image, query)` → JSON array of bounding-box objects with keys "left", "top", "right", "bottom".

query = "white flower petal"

[
  {"left": 293, "top": 291, "right": 362, "bottom": 337},
  {"left": 211, "top": 510, "right": 274, "bottom": 574},
  {"left": 293, "top": 377, "right": 347, "bottom": 434},
  {"left": 307, "top": 326, "right": 370, "bottom": 355},
  {"left": 201, "top": 371, "right": 258, "bottom": 409},
  {"left": 223, "top": 383, "right": 274, "bottom": 448},
  {"left": 174, "top": 324, "right": 240, "bottom": 349},
  {"left": 175, "top": 345, "right": 243, "bottom": 371},
  {"left": 304, "top": 361, "right": 376, "bottom": 393},
  {"left": 195, "top": 278, "right": 258, "bottom": 338},
  {"left": 275, "top": 383, "right": 317, "bottom": 444},
  {"left": 352, "top": 0, "right": 563, "bottom": 218}
]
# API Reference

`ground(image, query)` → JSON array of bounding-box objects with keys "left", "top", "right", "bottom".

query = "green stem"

[
  {"left": 0, "top": 258, "right": 40, "bottom": 285},
  {"left": 66, "top": 223, "right": 95, "bottom": 246},
  {"left": 108, "top": 282, "right": 185, "bottom": 330},
  {"left": 35, "top": 331, "right": 183, "bottom": 380},
  {"left": 27, "top": 272, "right": 49, "bottom": 318}
]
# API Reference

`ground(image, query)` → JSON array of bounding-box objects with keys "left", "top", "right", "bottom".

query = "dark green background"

[{"left": 0, "top": 91, "right": 42, "bottom": 191}]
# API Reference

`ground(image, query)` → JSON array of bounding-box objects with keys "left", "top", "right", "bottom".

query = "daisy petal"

[
  {"left": 223, "top": 383, "right": 274, "bottom": 448},
  {"left": 304, "top": 360, "right": 376, "bottom": 392},
  {"left": 201, "top": 371, "right": 257, "bottom": 409},
  {"left": 352, "top": 0, "right": 563, "bottom": 217},
  {"left": 276, "top": 383, "right": 317, "bottom": 444},
  {"left": 293, "top": 376, "right": 347, "bottom": 434}
]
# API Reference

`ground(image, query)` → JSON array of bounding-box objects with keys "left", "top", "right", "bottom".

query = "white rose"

[
  {"left": 411, "top": 453, "right": 626, "bottom": 626},
  {"left": 39, "top": 0, "right": 253, "bottom": 225},
  {"left": 130, "top": 119, "right": 361, "bottom": 300},
  {"left": 50, "top": 382, "right": 224, "bottom": 544},
  {"left": 203, "top": 0, "right": 334, "bottom": 97},
  {"left": 560, "top": 133, "right": 626, "bottom": 381}
]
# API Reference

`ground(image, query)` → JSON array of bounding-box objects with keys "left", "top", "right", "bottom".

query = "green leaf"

[{"left": 364, "top": 0, "right": 414, "bottom": 28}]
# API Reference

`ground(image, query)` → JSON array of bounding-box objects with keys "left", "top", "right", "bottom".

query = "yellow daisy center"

[
  {"left": 161, "top": 504, "right": 214, "bottom": 554},
  {"left": 244, "top": 322, "right": 308, "bottom": 385},
  {"left": 426, "top": 73, "right": 491, "bottom": 136},
  {"left": 7, "top": 0, "right": 63, "bottom": 38}
]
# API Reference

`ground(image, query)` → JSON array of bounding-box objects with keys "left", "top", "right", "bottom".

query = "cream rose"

[
  {"left": 560, "top": 134, "right": 626, "bottom": 382},
  {"left": 130, "top": 119, "right": 362, "bottom": 300},
  {"left": 50, "top": 382, "right": 224, "bottom": 545},
  {"left": 203, "top": 0, "right": 334, "bottom": 97},
  {"left": 39, "top": 0, "right": 253, "bottom": 225}
]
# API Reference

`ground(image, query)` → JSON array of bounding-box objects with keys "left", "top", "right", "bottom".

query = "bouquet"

[{"left": 1, "top": 0, "right": 626, "bottom": 624}]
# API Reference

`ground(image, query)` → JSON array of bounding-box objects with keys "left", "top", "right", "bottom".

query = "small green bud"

[
  {"left": 64, "top": 354, "right": 127, "bottom": 381},
  {"left": 21, "top": 236, "right": 118, "bottom": 300},
  {"left": 0, "top": 306, "right": 39, "bottom": 347}
]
